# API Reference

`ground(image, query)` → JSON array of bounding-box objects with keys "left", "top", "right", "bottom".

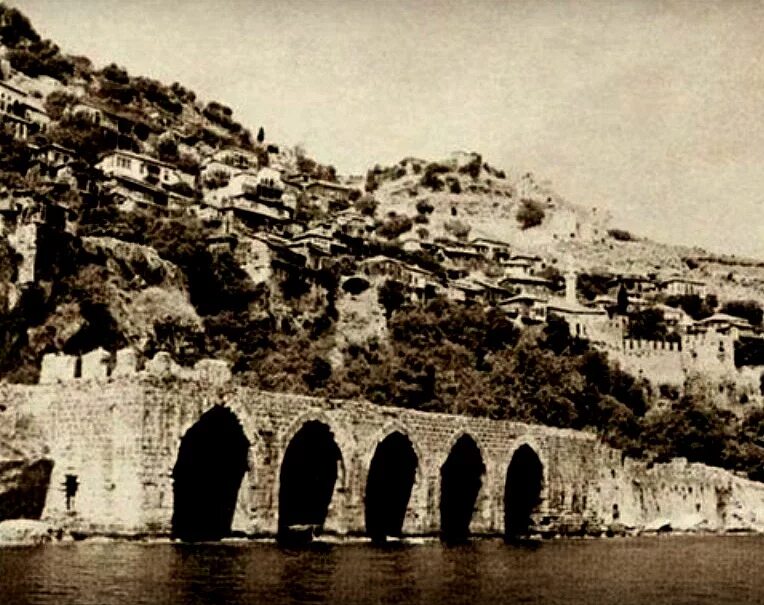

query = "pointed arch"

[
  {"left": 440, "top": 432, "right": 486, "bottom": 542},
  {"left": 171, "top": 405, "right": 250, "bottom": 541},
  {"left": 504, "top": 442, "right": 544, "bottom": 539},
  {"left": 364, "top": 427, "right": 420, "bottom": 542},
  {"left": 277, "top": 417, "right": 345, "bottom": 539}
]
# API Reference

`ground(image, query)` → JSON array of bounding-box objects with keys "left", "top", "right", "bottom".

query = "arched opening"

[
  {"left": 278, "top": 421, "right": 342, "bottom": 541},
  {"left": 365, "top": 431, "right": 418, "bottom": 542},
  {"left": 172, "top": 405, "right": 250, "bottom": 541},
  {"left": 440, "top": 434, "right": 485, "bottom": 543},
  {"left": 504, "top": 444, "right": 543, "bottom": 539}
]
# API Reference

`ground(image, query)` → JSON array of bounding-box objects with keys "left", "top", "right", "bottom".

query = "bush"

[
  {"left": 354, "top": 194, "right": 378, "bottom": 217},
  {"left": 457, "top": 154, "right": 481, "bottom": 179},
  {"left": 516, "top": 199, "right": 545, "bottom": 229},
  {"left": 420, "top": 163, "right": 450, "bottom": 191},
  {"left": 7, "top": 40, "right": 75, "bottom": 81},
  {"left": 376, "top": 214, "right": 413, "bottom": 239},
  {"left": 44, "top": 90, "right": 76, "bottom": 120},
  {"left": 444, "top": 219, "right": 471, "bottom": 240},
  {"left": 627, "top": 308, "right": 670, "bottom": 341},
  {"left": 202, "top": 169, "right": 230, "bottom": 190},
  {"left": 608, "top": 229, "right": 636, "bottom": 242},
  {"left": 664, "top": 294, "right": 716, "bottom": 320},
  {"left": 721, "top": 300, "right": 763, "bottom": 326},
  {"left": 415, "top": 199, "right": 434, "bottom": 215}
]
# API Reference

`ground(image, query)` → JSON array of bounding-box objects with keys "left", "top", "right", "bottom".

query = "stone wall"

[{"left": 2, "top": 351, "right": 763, "bottom": 537}]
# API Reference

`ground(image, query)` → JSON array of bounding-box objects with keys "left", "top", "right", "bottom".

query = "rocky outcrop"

[
  {"left": 0, "top": 431, "right": 52, "bottom": 523},
  {"left": 0, "top": 519, "right": 55, "bottom": 546}
]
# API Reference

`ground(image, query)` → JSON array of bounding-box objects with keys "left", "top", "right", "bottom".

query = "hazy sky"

[{"left": 10, "top": 0, "right": 764, "bottom": 257}]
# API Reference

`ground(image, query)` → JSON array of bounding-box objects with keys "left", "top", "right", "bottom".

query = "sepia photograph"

[{"left": 0, "top": 0, "right": 763, "bottom": 603}]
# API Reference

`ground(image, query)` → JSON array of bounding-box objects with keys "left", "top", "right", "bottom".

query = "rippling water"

[{"left": 1, "top": 536, "right": 762, "bottom": 605}]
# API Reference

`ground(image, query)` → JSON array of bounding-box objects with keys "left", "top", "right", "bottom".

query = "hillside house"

[
  {"left": 498, "top": 274, "right": 558, "bottom": 297},
  {"left": 332, "top": 209, "right": 374, "bottom": 239},
  {"left": 288, "top": 229, "right": 349, "bottom": 269},
  {"left": 305, "top": 179, "right": 354, "bottom": 203},
  {"left": 358, "top": 256, "right": 439, "bottom": 302},
  {"left": 430, "top": 241, "right": 485, "bottom": 271},
  {"left": 659, "top": 277, "right": 707, "bottom": 297},
  {"left": 501, "top": 258, "right": 535, "bottom": 279},
  {"left": 692, "top": 313, "right": 755, "bottom": 338},
  {"left": 499, "top": 294, "right": 548, "bottom": 323},
  {"left": 0, "top": 81, "right": 49, "bottom": 139},
  {"left": 446, "top": 278, "right": 486, "bottom": 304},
  {"left": 608, "top": 274, "right": 658, "bottom": 296},
  {"left": 28, "top": 143, "right": 80, "bottom": 184},
  {"left": 97, "top": 150, "right": 193, "bottom": 211},
  {"left": 545, "top": 298, "right": 608, "bottom": 339},
  {"left": 470, "top": 237, "right": 511, "bottom": 263},
  {"left": 98, "top": 150, "right": 186, "bottom": 187}
]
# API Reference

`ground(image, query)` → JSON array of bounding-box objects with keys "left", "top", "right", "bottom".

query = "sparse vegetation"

[
  {"left": 516, "top": 199, "right": 545, "bottom": 229},
  {"left": 608, "top": 229, "right": 636, "bottom": 242}
]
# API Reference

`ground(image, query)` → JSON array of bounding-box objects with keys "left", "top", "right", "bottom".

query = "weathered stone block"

[
  {"left": 113, "top": 348, "right": 138, "bottom": 377},
  {"left": 194, "top": 359, "right": 232, "bottom": 385},
  {"left": 39, "top": 353, "right": 77, "bottom": 384},
  {"left": 81, "top": 348, "right": 110, "bottom": 381}
]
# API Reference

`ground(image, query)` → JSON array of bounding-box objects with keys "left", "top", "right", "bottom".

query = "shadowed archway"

[
  {"left": 172, "top": 405, "right": 250, "bottom": 541},
  {"left": 504, "top": 444, "right": 543, "bottom": 539},
  {"left": 365, "top": 431, "right": 418, "bottom": 542},
  {"left": 278, "top": 421, "right": 342, "bottom": 539},
  {"left": 440, "top": 434, "right": 485, "bottom": 543}
]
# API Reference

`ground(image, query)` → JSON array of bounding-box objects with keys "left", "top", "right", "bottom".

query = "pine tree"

[{"left": 257, "top": 126, "right": 265, "bottom": 143}]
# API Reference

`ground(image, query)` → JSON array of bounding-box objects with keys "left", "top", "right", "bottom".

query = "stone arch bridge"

[{"left": 3, "top": 366, "right": 763, "bottom": 539}]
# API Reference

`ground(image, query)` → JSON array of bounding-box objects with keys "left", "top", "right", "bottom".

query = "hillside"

[
  {"left": 366, "top": 152, "right": 764, "bottom": 300},
  {"left": 0, "top": 4, "right": 763, "bottom": 485}
]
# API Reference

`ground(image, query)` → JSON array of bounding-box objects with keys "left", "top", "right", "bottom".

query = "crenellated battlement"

[{"left": 38, "top": 348, "right": 232, "bottom": 385}]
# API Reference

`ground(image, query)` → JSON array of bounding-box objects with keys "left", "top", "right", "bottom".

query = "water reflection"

[
  {"left": 0, "top": 536, "right": 762, "bottom": 605},
  {"left": 281, "top": 544, "right": 337, "bottom": 604}
]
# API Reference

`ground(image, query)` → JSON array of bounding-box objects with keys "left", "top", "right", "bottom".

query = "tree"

[
  {"left": 627, "top": 308, "right": 669, "bottom": 341},
  {"left": 721, "top": 300, "right": 763, "bottom": 326},
  {"left": 378, "top": 280, "right": 407, "bottom": 319},
  {"left": 616, "top": 283, "right": 629, "bottom": 315},
  {"left": 516, "top": 199, "right": 545, "bottom": 229},
  {"left": 257, "top": 126, "right": 265, "bottom": 143}
]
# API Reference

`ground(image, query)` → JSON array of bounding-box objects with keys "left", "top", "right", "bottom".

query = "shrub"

[
  {"left": 378, "top": 279, "right": 407, "bottom": 318},
  {"left": 516, "top": 199, "right": 545, "bottom": 229},
  {"left": 376, "top": 214, "right": 413, "bottom": 239},
  {"left": 420, "top": 163, "right": 450, "bottom": 191},
  {"left": 457, "top": 154, "right": 481, "bottom": 179},
  {"left": 202, "top": 169, "right": 230, "bottom": 190},
  {"left": 448, "top": 177, "right": 462, "bottom": 194},
  {"left": 443, "top": 219, "right": 471, "bottom": 240},
  {"left": 721, "top": 300, "right": 763, "bottom": 326},
  {"left": 354, "top": 194, "right": 378, "bottom": 217},
  {"left": 608, "top": 229, "right": 636, "bottom": 242},
  {"left": 415, "top": 199, "right": 434, "bottom": 215},
  {"left": 44, "top": 90, "right": 76, "bottom": 120}
]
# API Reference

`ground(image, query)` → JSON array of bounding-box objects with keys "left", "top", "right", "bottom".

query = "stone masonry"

[{"left": 1, "top": 349, "right": 764, "bottom": 537}]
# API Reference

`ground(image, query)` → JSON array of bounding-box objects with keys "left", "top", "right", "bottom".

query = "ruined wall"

[{"left": 3, "top": 349, "right": 764, "bottom": 537}]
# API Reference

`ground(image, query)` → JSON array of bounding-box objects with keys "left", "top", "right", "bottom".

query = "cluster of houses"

[{"left": 0, "top": 68, "right": 761, "bottom": 397}]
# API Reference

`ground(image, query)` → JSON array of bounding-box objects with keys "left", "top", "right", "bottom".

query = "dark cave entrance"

[
  {"left": 364, "top": 432, "right": 418, "bottom": 542},
  {"left": 504, "top": 445, "right": 543, "bottom": 539},
  {"left": 440, "top": 434, "right": 485, "bottom": 543},
  {"left": 278, "top": 421, "right": 342, "bottom": 539},
  {"left": 172, "top": 405, "right": 250, "bottom": 542}
]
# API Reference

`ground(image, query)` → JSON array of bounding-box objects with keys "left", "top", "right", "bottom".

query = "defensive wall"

[{"left": 1, "top": 348, "right": 764, "bottom": 539}]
